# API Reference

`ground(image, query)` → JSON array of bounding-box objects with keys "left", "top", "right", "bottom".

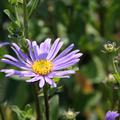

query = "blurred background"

[{"left": 0, "top": 0, "right": 120, "bottom": 120}]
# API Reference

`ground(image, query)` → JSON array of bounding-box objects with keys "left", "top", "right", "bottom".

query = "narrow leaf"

[{"left": 4, "top": 9, "right": 15, "bottom": 22}]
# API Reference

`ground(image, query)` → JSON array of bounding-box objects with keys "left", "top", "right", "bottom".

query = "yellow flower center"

[{"left": 32, "top": 60, "right": 53, "bottom": 75}]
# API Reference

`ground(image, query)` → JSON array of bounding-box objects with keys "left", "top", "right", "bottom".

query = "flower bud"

[
  {"left": 103, "top": 42, "right": 116, "bottom": 53},
  {"left": 64, "top": 109, "right": 79, "bottom": 120}
]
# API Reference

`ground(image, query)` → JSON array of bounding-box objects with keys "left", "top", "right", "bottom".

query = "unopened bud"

[
  {"left": 104, "top": 42, "right": 115, "bottom": 53},
  {"left": 64, "top": 109, "right": 79, "bottom": 120}
]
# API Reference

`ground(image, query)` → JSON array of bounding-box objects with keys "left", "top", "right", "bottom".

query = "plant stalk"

[
  {"left": 118, "top": 85, "right": 120, "bottom": 120},
  {"left": 33, "top": 83, "right": 41, "bottom": 120},
  {"left": 43, "top": 86, "right": 49, "bottom": 120},
  {"left": 112, "top": 59, "right": 120, "bottom": 83}
]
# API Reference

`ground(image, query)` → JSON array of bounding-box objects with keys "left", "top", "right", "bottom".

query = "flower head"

[
  {"left": 105, "top": 111, "right": 120, "bottom": 120},
  {"left": 0, "top": 38, "right": 82, "bottom": 88}
]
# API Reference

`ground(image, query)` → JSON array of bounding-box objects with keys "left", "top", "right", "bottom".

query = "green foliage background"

[{"left": 0, "top": 0, "right": 120, "bottom": 120}]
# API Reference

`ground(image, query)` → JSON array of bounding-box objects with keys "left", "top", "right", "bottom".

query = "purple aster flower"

[
  {"left": 105, "top": 111, "right": 120, "bottom": 120},
  {"left": 0, "top": 38, "right": 82, "bottom": 88}
]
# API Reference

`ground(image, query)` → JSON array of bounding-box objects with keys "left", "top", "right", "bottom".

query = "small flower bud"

[
  {"left": 64, "top": 109, "right": 79, "bottom": 120},
  {"left": 103, "top": 42, "right": 116, "bottom": 53}
]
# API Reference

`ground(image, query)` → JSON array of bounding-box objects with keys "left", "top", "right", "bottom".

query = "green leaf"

[
  {"left": 4, "top": 9, "right": 15, "bottom": 22},
  {"left": 18, "top": 0, "right": 23, "bottom": 3},
  {"left": 8, "top": 0, "right": 23, "bottom": 4},
  {"left": 27, "top": 0, "right": 40, "bottom": 18},
  {"left": 11, "top": 104, "right": 34, "bottom": 120},
  {"left": 113, "top": 73, "right": 120, "bottom": 83},
  {"left": 49, "top": 95, "right": 59, "bottom": 120},
  {"left": 11, "top": 105, "right": 23, "bottom": 120},
  {"left": 53, "top": 77, "right": 60, "bottom": 83},
  {"left": 9, "top": 0, "right": 17, "bottom": 4}
]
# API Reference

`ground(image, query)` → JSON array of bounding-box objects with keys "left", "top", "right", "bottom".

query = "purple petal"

[
  {"left": 26, "top": 39, "right": 35, "bottom": 61},
  {"left": 1, "top": 59, "right": 31, "bottom": 70},
  {"left": 45, "top": 76, "right": 57, "bottom": 87},
  {"left": 39, "top": 42, "right": 45, "bottom": 54},
  {"left": 39, "top": 38, "right": 51, "bottom": 54},
  {"left": 47, "top": 40, "right": 63, "bottom": 60},
  {"left": 54, "top": 70, "right": 75, "bottom": 76},
  {"left": 53, "top": 52, "right": 82, "bottom": 66},
  {"left": 1, "top": 69, "right": 35, "bottom": 77},
  {"left": 0, "top": 69, "right": 15, "bottom": 77},
  {"left": 51, "top": 41, "right": 63, "bottom": 60},
  {"left": 43, "top": 38, "right": 51, "bottom": 53},
  {"left": 56, "top": 76, "right": 70, "bottom": 78},
  {"left": 11, "top": 47, "right": 32, "bottom": 67},
  {"left": 47, "top": 38, "right": 61, "bottom": 60},
  {"left": 53, "top": 49, "right": 80, "bottom": 63},
  {"left": 19, "top": 72, "right": 37, "bottom": 78},
  {"left": 32, "top": 41, "right": 40, "bottom": 59},
  {"left": 48, "top": 71, "right": 73, "bottom": 78},
  {"left": 4, "top": 55, "right": 18, "bottom": 62},
  {"left": 39, "top": 77, "right": 45, "bottom": 88},
  {"left": 53, "top": 59, "right": 80, "bottom": 70},
  {"left": 27, "top": 76, "right": 41, "bottom": 82},
  {"left": 53, "top": 44, "right": 74, "bottom": 61},
  {"left": 48, "top": 73, "right": 70, "bottom": 78},
  {"left": 105, "top": 111, "right": 120, "bottom": 120},
  {"left": 38, "top": 53, "right": 48, "bottom": 60},
  {"left": 12, "top": 43, "right": 31, "bottom": 64},
  {"left": 0, "top": 42, "right": 9, "bottom": 48}
]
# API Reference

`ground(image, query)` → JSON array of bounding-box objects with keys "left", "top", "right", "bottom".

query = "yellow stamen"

[{"left": 32, "top": 60, "right": 53, "bottom": 75}]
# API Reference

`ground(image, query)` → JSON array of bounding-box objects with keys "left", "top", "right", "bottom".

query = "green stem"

[
  {"left": 112, "top": 59, "right": 119, "bottom": 83},
  {"left": 43, "top": 86, "right": 49, "bottom": 120},
  {"left": 23, "top": 0, "right": 28, "bottom": 38},
  {"left": 112, "top": 85, "right": 115, "bottom": 109},
  {"left": 0, "top": 106, "right": 4, "bottom": 120},
  {"left": 112, "top": 57, "right": 120, "bottom": 120},
  {"left": 118, "top": 86, "right": 120, "bottom": 120},
  {"left": 33, "top": 83, "right": 41, "bottom": 120},
  {"left": 28, "top": 0, "right": 40, "bottom": 18},
  {"left": 23, "top": 1, "right": 41, "bottom": 119},
  {"left": 118, "top": 100, "right": 120, "bottom": 120},
  {"left": 14, "top": 5, "right": 19, "bottom": 21}
]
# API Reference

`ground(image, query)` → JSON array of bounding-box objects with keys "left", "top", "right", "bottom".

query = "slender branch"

[
  {"left": 43, "top": 86, "right": 49, "bottom": 120},
  {"left": 33, "top": 83, "right": 41, "bottom": 120},
  {"left": 0, "top": 106, "right": 5, "bottom": 120}
]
